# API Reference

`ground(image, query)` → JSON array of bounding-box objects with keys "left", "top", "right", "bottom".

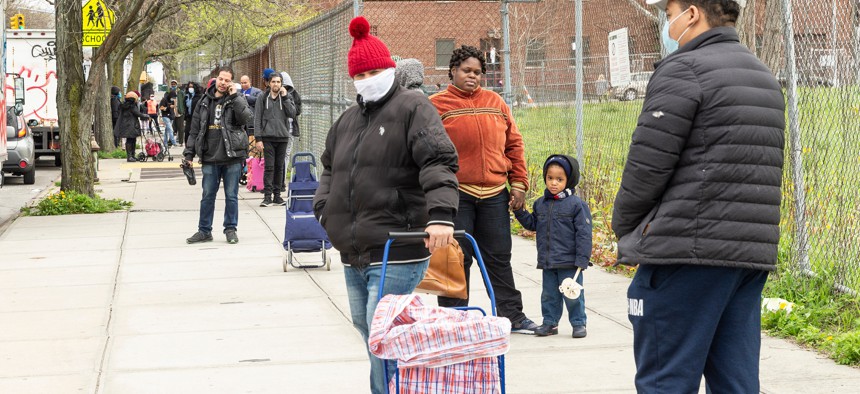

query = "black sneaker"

[
  {"left": 510, "top": 318, "right": 539, "bottom": 335},
  {"left": 260, "top": 196, "right": 273, "bottom": 207},
  {"left": 225, "top": 229, "right": 238, "bottom": 244},
  {"left": 534, "top": 324, "right": 558, "bottom": 337},
  {"left": 273, "top": 196, "right": 286, "bottom": 206},
  {"left": 572, "top": 326, "right": 587, "bottom": 338},
  {"left": 186, "top": 231, "right": 213, "bottom": 244}
]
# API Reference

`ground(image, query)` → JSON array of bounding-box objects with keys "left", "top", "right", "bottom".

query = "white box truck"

[{"left": 6, "top": 29, "right": 60, "bottom": 166}]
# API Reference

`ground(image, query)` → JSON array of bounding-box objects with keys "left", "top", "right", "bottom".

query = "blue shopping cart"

[{"left": 377, "top": 230, "right": 507, "bottom": 394}]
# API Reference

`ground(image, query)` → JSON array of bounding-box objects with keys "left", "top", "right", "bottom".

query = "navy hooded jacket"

[{"left": 515, "top": 155, "right": 592, "bottom": 270}]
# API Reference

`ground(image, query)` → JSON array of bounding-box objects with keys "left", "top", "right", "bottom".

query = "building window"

[
  {"left": 570, "top": 36, "right": 591, "bottom": 65},
  {"left": 526, "top": 38, "right": 546, "bottom": 68},
  {"left": 436, "top": 39, "right": 455, "bottom": 68}
]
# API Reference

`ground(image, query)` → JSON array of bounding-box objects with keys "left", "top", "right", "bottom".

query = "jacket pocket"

[
  {"left": 616, "top": 204, "right": 660, "bottom": 264},
  {"left": 227, "top": 129, "right": 247, "bottom": 153}
]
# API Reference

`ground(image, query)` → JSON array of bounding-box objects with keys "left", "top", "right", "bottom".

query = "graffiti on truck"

[
  {"left": 4, "top": 65, "right": 58, "bottom": 124},
  {"left": 30, "top": 41, "right": 56, "bottom": 61}
]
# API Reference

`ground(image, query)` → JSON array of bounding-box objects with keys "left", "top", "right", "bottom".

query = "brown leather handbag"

[{"left": 416, "top": 239, "right": 468, "bottom": 299}]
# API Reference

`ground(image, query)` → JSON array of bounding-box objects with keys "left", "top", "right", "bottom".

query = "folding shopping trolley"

[
  {"left": 375, "top": 230, "right": 507, "bottom": 394},
  {"left": 282, "top": 152, "right": 332, "bottom": 271}
]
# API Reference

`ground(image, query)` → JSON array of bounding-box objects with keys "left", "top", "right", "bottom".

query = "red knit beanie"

[{"left": 348, "top": 16, "right": 396, "bottom": 78}]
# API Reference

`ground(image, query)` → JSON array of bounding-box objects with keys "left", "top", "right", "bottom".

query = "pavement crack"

[{"left": 93, "top": 183, "right": 135, "bottom": 394}]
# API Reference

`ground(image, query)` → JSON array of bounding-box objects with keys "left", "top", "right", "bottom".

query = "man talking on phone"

[{"left": 183, "top": 66, "right": 254, "bottom": 245}]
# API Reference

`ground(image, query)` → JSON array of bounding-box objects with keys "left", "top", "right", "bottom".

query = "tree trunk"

[
  {"left": 56, "top": 0, "right": 94, "bottom": 196},
  {"left": 108, "top": 52, "right": 125, "bottom": 91},
  {"left": 760, "top": 0, "right": 785, "bottom": 74},
  {"left": 736, "top": 0, "right": 756, "bottom": 54},
  {"left": 126, "top": 44, "right": 148, "bottom": 93},
  {"left": 94, "top": 62, "right": 114, "bottom": 151}
]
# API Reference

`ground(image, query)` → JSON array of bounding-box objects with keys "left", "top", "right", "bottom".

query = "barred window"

[{"left": 436, "top": 39, "right": 455, "bottom": 68}]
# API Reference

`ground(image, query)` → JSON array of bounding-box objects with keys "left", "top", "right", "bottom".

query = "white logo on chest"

[{"left": 379, "top": 126, "right": 385, "bottom": 136}]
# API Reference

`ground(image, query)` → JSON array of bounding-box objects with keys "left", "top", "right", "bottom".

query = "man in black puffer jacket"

[
  {"left": 313, "top": 16, "right": 459, "bottom": 394},
  {"left": 613, "top": 1, "right": 785, "bottom": 392},
  {"left": 183, "top": 67, "right": 253, "bottom": 245}
]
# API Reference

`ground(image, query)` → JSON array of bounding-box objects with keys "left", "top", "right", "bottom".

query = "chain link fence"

[{"left": 227, "top": 0, "right": 860, "bottom": 292}]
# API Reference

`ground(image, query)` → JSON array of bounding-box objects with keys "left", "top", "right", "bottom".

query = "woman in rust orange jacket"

[{"left": 429, "top": 45, "right": 538, "bottom": 334}]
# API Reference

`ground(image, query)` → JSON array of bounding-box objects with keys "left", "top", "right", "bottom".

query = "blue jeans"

[
  {"left": 344, "top": 260, "right": 429, "bottom": 394},
  {"left": 198, "top": 162, "right": 242, "bottom": 234},
  {"left": 541, "top": 268, "right": 586, "bottom": 328},
  {"left": 438, "top": 189, "right": 526, "bottom": 323},
  {"left": 162, "top": 116, "right": 176, "bottom": 145}
]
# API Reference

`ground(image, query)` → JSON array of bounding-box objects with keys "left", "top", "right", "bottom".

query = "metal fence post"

[
  {"left": 574, "top": 0, "right": 584, "bottom": 167},
  {"left": 501, "top": 0, "right": 513, "bottom": 106},
  {"left": 782, "top": 0, "right": 810, "bottom": 272}
]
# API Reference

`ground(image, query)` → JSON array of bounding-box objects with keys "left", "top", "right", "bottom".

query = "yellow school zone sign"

[{"left": 82, "top": 0, "right": 115, "bottom": 47}]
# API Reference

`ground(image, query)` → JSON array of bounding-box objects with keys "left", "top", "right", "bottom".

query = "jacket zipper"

[
  {"left": 546, "top": 200, "right": 554, "bottom": 267},
  {"left": 349, "top": 114, "right": 371, "bottom": 257}
]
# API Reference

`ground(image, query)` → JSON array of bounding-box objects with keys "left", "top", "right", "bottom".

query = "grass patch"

[
  {"left": 21, "top": 190, "right": 133, "bottom": 216},
  {"left": 762, "top": 268, "right": 860, "bottom": 365},
  {"left": 98, "top": 148, "right": 129, "bottom": 159}
]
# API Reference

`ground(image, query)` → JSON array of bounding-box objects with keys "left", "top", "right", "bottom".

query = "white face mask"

[{"left": 354, "top": 68, "right": 395, "bottom": 103}]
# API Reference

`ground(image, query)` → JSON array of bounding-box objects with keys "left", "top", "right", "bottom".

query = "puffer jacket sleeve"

[
  {"left": 611, "top": 60, "right": 702, "bottom": 238},
  {"left": 574, "top": 199, "right": 593, "bottom": 269},
  {"left": 407, "top": 98, "right": 459, "bottom": 226},
  {"left": 229, "top": 93, "right": 253, "bottom": 127}
]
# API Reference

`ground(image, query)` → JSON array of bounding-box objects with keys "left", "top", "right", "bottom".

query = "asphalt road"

[{"left": 0, "top": 158, "right": 60, "bottom": 231}]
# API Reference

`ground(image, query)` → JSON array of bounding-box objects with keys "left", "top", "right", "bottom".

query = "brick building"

[{"left": 362, "top": 0, "right": 661, "bottom": 100}]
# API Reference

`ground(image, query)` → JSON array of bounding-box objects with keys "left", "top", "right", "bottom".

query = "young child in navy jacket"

[{"left": 514, "top": 154, "right": 592, "bottom": 338}]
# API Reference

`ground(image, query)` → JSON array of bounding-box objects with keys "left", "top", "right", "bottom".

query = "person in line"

[
  {"left": 614, "top": 1, "right": 786, "bottom": 392},
  {"left": 184, "top": 67, "right": 254, "bottom": 245},
  {"left": 279, "top": 71, "right": 302, "bottom": 193},
  {"left": 159, "top": 90, "right": 177, "bottom": 147},
  {"left": 239, "top": 75, "right": 262, "bottom": 137},
  {"left": 429, "top": 45, "right": 539, "bottom": 334},
  {"left": 182, "top": 81, "right": 203, "bottom": 146},
  {"left": 253, "top": 71, "right": 297, "bottom": 207},
  {"left": 395, "top": 58, "right": 426, "bottom": 94},
  {"left": 145, "top": 94, "right": 161, "bottom": 135},
  {"left": 313, "top": 16, "right": 459, "bottom": 394},
  {"left": 171, "top": 80, "right": 185, "bottom": 146},
  {"left": 110, "top": 86, "right": 122, "bottom": 148},
  {"left": 514, "top": 155, "right": 592, "bottom": 338},
  {"left": 113, "top": 91, "right": 149, "bottom": 162},
  {"left": 595, "top": 74, "right": 611, "bottom": 103}
]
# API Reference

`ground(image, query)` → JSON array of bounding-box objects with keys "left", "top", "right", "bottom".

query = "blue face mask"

[{"left": 661, "top": 8, "right": 691, "bottom": 55}]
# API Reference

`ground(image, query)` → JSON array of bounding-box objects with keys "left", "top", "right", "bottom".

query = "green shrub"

[
  {"left": 98, "top": 148, "right": 129, "bottom": 159},
  {"left": 21, "top": 190, "right": 132, "bottom": 216}
]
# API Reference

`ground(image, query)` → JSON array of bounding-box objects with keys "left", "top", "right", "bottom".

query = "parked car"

[
  {"left": 615, "top": 71, "right": 653, "bottom": 101},
  {"left": 4, "top": 105, "right": 36, "bottom": 185}
]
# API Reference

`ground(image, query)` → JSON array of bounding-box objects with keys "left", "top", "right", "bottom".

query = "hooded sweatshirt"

[
  {"left": 253, "top": 89, "right": 297, "bottom": 142},
  {"left": 395, "top": 58, "right": 425, "bottom": 92}
]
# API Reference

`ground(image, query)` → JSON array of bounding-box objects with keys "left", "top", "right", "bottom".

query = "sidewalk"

[{"left": 1, "top": 155, "right": 859, "bottom": 393}]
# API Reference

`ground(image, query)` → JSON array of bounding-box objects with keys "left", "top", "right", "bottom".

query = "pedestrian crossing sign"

[{"left": 82, "top": 0, "right": 115, "bottom": 47}]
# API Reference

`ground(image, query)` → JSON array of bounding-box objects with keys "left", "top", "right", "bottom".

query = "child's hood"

[{"left": 543, "top": 154, "right": 580, "bottom": 189}]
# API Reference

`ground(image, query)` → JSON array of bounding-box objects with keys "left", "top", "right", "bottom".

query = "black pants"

[
  {"left": 148, "top": 114, "right": 161, "bottom": 133},
  {"left": 174, "top": 115, "right": 185, "bottom": 144},
  {"left": 438, "top": 189, "right": 526, "bottom": 323},
  {"left": 263, "top": 140, "right": 289, "bottom": 197},
  {"left": 125, "top": 139, "right": 136, "bottom": 157},
  {"left": 184, "top": 115, "right": 193, "bottom": 145},
  {"left": 628, "top": 264, "right": 768, "bottom": 393}
]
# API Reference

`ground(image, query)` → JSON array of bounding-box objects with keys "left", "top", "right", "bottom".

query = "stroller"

[
  {"left": 282, "top": 152, "right": 332, "bottom": 272},
  {"left": 135, "top": 127, "right": 173, "bottom": 162}
]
